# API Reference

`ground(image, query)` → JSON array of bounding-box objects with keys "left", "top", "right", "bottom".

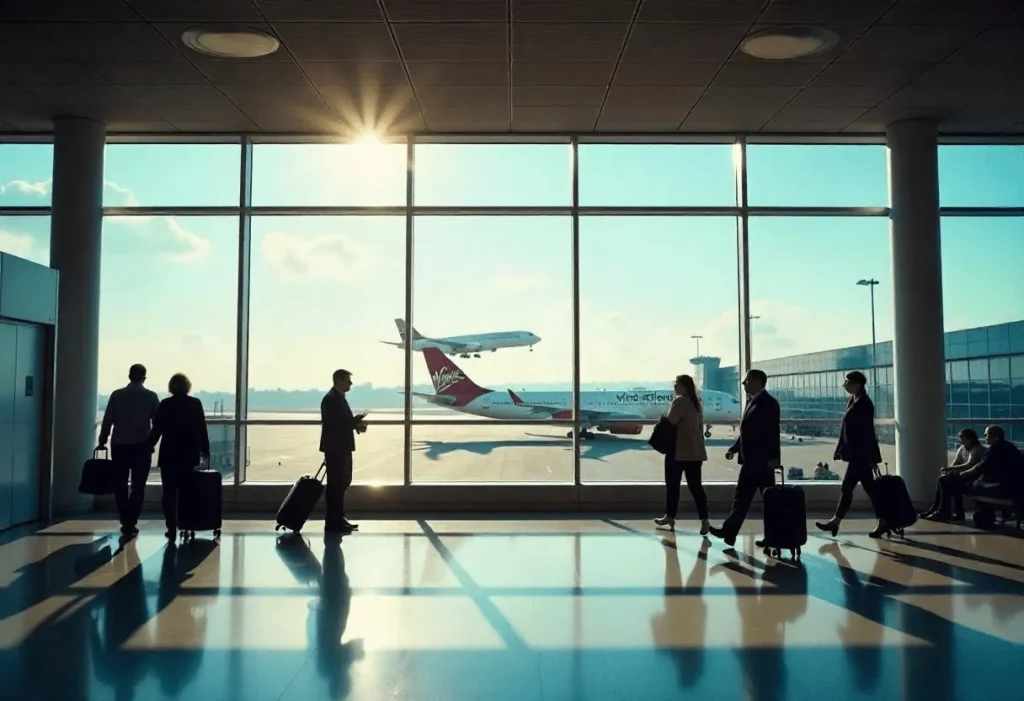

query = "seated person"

[
  {"left": 921, "top": 428, "right": 986, "bottom": 520},
  {"left": 927, "top": 426, "right": 1023, "bottom": 522}
]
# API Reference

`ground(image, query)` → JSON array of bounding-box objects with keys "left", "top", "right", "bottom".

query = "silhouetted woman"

[
  {"left": 148, "top": 373, "right": 210, "bottom": 539},
  {"left": 655, "top": 375, "right": 710, "bottom": 534},
  {"left": 921, "top": 428, "right": 987, "bottom": 521}
]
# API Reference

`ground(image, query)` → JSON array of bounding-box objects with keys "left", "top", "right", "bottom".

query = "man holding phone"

[{"left": 320, "top": 368, "right": 368, "bottom": 535}]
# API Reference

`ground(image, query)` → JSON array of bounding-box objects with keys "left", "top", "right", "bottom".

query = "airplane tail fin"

[
  {"left": 395, "top": 318, "right": 424, "bottom": 343},
  {"left": 422, "top": 347, "right": 490, "bottom": 398}
]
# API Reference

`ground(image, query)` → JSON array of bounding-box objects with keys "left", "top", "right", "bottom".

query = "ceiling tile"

[
  {"left": 30, "top": 85, "right": 143, "bottom": 108},
  {"left": 971, "top": 86, "right": 1024, "bottom": 106},
  {"left": 126, "top": 85, "right": 233, "bottom": 106},
  {"left": 599, "top": 118, "right": 685, "bottom": 131},
  {"left": 681, "top": 105, "right": 775, "bottom": 132},
  {"left": 219, "top": 84, "right": 327, "bottom": 107},
  {"left": 0, "top": 86, "right": 51, "bottom": 108},
  {"left": 37, "top": 22, "right": 184, "bottom": 62},
  {"left": 765, "top": 106, "right": 868, "bottom": 131},
  {"left": 787, "top": 86, "right": 895, "bottom": 108},
  {"left": 384, "top": 0, "right": 505, "bottom": 22},
  {"left": 882, "top": 84, "right": 991, "bottom": 108},
  {"left": 639, "top": 0, "right": 764, "bottom": 23},
  {"left": 947, "top": 26, "right": 1024, "bottom": 65},
  {"left": 513, "top": 106, "right": 598, "bottom": 131},
  {"left": 811, "top": 62, "right": 929, "bottom": 87},
  {"left": 512, "top": 86, "right": 605, "bottom": 106},
  {"left": 696, "top": 86, "right": 800, "bottom": 110},
  {"left": 423, "top": 103, "right": 509, "bottom": 130},
  {"left": 838, "top": 24, "right": 983, "bottom": 63},
  {"left": 408, "top": 62, "right": 508, "bottom": 86},
  {"left": 513, "top": 0, "right": 637, "bottom": 22},
  {"left": 908, "top": 61, "right": 1014, "bottom": 89},
  {"left": 605, "top": 86, "right": 703, "bottom": 108},
  {"left": 759, "top": 0, "right": 894, "bottom": 25},
  {"left": 274, "top": 23, "right": 398, "bottom": 61},
  {"left": 196, "top": 61, "right": 310, "bottom": 86},
  {"left": 0, "top": 114, "right": 53, "bottom": 131},
  {"left": 395, "top": 23, "right": 506, "bottom": 61},
  {"left": 514, "top": 23, "right": 629, "bottom": 62},
  {"left": 713, "top": 61, "right": 826, "bottom": 87},
  {"left": 302, "top": 62, "right": 410, "bottom": 88},
  {"left": 624, "top": 24, "right": 748, "bottom": 62},
  {"left": 128, "top": 0, "right": 263, "bottom": 22},
  {"left": 0, "top": 0, "right": 138, "bottom": 21},
  {"left": 0, "top": 62, "right": 109, "bottom": 86},
  {"left": 418, "top": 86, "right": 508, "bottom": 108},
  {"left": 242, "top": 105, "right": 342, "bottom": 132},
  {"left": 95, "top": 61, "right": 210, "bottom": 86},
  {"left": 612, "top": 61, "right": 719, "bottom": 86},
  {"left": 879, "top": 0, "right": 1020, "bottom": 25},
  {"left": 941, "top": 105, "right": 1023, "bottom": 132},
  {"left": 513, "top": 62, "right": 614, "bottom": 86},
  {"left": 151, "top": 103, "right": 255, "bottom": 126},
  {"left": 850, "top": 102, "right": 960, "bottom": 130},
  {"left": 257, "top": 0, "right": 383, "bottom": 21},
  {"left": 0, "top": 24, "right": 72, "bottom": 61}
]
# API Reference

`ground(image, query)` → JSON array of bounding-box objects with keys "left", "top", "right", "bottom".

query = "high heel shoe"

[
  {"left": 815, "top": 520, "right": 839, "bottom": 538},
  {"left": 868, "top": 525, "right": 889, "bottom": 538}
]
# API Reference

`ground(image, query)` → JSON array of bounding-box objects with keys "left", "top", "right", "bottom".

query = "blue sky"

[{"left": 0, "top": 141, "right": 1021, "bottom": 394}]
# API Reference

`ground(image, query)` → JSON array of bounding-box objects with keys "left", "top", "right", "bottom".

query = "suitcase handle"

[
  {"left": 93, "top": 447, "right": 108, "bottom": 458},
  {"left": 775, "top": 465, "right": 785, "bottom": 486},
  {"left": 314, "top": 461, "right": 326, "bottom": 482},
  {"left": 875, "top": 461, "right": 889, "bottom": 476}
]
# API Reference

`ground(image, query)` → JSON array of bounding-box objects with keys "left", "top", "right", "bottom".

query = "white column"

[
  {"left": 49, "top": 117, "right": 105, "bottom": 515},
  {"left": 886, "top": 119, "right": 947, "bottom": 505}
]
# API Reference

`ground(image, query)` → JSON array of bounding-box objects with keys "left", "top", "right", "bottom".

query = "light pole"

[
  {"left": 857, "top": 279, "right": 880, "bottom": 388},
  {"left": 691, "top": 334, "right": 703, "bottom": 357}
]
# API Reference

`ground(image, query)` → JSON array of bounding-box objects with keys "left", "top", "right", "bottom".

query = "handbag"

[{"left": 648, "top": 416, "right": 676, "bottom": 456}]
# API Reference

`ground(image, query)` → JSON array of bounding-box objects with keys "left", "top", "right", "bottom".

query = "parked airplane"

[
  {"left": 417, "top": 347, "right": 742, "bottom": 438},
  {"left": 382, "top": 318, "right": 541, "bottom": 358}
]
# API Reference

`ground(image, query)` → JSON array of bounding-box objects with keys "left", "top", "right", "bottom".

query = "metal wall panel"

[
  {"left": 10, "top": 324, "right": 44, "bottom": 526},
  {"left": 0, "top": 323, "right": 17, "bottom": 530}
]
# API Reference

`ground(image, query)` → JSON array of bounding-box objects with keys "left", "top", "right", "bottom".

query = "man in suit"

[
  {"left": 709, "top": 369, "right": 781, "bottom": 548},
  {"left": 320, "top": 369, "right": 367, "bottom": 535},
  {"left": 816, "top": 371, "right": 887, "bottom": 538}
]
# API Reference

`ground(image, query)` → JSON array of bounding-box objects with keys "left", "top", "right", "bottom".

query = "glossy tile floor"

[{"left": 1, "top": 517, "right": 1023, "bottom": 701}]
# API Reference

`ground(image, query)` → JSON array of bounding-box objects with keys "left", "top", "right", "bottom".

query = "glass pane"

[
  {"left": 103, "top": 144, "right": 241, "bottom": 207},
  {"left": 98, "top": 216, "right": 239, "bottom": 478},
  {"left": 941, "top": 218, "right": 1024, "bottom": 332},
  {"left": 749, "top": 218, "right": 893, "bottom": 415},
  {"left": 413, "top": 144, "right": 571, "bottom": 206},
  {"left": 579, "top": 216, "right": 740, "bottom": 483},
  {"left": 939, "top": 145, "right": 1024, "bottom": 207},
  {"left": 777, "top": 423, "right": 898, "bottom": 484},
  {"left": 248, "top": 216, "right": 406, "bottom": 416},
  {"left": 411, "top": 424, "right": 571, "bottom": 483},
  {"left": 0, "top": 215, "right": 50, "bottom": 266},
  {"left": 245, "top": 423, "right": 403, "bottom": 484},
  {"left": 747, "top": 145, "right": 888, "bottom": 207},
  {"left": 0, "top": 143, "right": 53, "bottom": 206},
  {"left": 91, "top": 423, "right": 236, "bottom": 485},
  {"left": 252, "top": 143, "right": 407, "bottom": 207},
  {"left": 578, "top": 144, "right": 736, "bottom": 207}
]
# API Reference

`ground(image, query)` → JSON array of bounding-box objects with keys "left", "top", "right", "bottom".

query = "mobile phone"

[{"left": 355, "top": 412, "right": 368, "bottom": 421}]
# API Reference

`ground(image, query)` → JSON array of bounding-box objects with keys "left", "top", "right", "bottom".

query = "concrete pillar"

[
  {"left": 886, "top": 119, "right": 948, "bottom": 505},
  {"left": 49, "top": 118, "right": 105, "bottom": 515}
]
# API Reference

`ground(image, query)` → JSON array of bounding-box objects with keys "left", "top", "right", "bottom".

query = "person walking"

[{"left": 654, "top": 374, "right": 710, "bottom": 534}]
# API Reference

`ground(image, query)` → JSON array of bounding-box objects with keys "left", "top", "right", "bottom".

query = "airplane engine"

[{"left": 603, "top": 422, "right": 644, "bottom": 435}]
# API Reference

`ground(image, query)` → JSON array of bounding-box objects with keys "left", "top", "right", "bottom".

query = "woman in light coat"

[{"left": 655, "top": 374, "right": 710, "bottom": 534}]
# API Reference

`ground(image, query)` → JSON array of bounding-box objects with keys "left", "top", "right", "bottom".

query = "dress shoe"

[{"left": 708, "top": 526, "right": 736, "bottom": 547}]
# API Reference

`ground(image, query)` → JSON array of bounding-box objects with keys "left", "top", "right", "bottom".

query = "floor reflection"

[{"left": 0, "top": 517, "right": 1022, "bottom": 701}]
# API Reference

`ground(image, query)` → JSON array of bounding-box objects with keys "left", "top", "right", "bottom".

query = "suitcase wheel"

[
  {"left": 792, "top": 547, "right": 801, "bottom": 561},
  {"left": 213, "top": 529, "right": 221, "bottom": 538},
  {"left": 275, "top": 524, "right": 281, "bottom": 532}
]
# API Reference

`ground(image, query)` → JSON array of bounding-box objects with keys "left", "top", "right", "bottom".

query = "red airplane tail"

[{"left": 422, "top": 347, "right": 491, "bottom": 398}]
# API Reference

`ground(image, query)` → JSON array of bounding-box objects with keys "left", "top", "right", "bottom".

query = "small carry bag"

[
  {"left": 178, "top": 466, "right": 223, "bottom": 540},
  {"left": 275, "top": 462, "right": 326, "bottom": 534},
  {"left": 78, "top": 448, "right": 124, "bottom": 495},
  {"left": 647, "top": 417, "right": 675, "bottom": 455},
  {"left": 761, "top": 467, "right": 807, "bottom": 560},
  {"left": 872, "top": 462, "right": 917, "bottom": 536}
]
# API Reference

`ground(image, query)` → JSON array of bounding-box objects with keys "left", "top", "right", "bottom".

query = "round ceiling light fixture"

[
  {"left": 739, "top": 26, "right": 839, "bottom": 60},
  {"left": 181, "top": 25, "right": 281, "bottom": 59}
]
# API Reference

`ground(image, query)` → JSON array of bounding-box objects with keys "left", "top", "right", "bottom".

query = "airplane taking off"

[
  {"left": 382, "top": 319, "right": 541, "bottom": 358},
  {"left": 417, "top": 347, "right": 742, "bottom": 438}
]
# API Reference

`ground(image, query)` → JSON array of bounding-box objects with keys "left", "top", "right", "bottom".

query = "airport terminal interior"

[{"left": 1, "top": 1, "right": 1023, "bottom": 699}]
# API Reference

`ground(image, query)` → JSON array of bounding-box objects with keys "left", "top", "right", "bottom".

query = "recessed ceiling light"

[
  {"left": 181, "top": 26, "right": 280, "bottom": 59},
  {"left": 739, "top": 26, "right": 839, "bottom": 60}
]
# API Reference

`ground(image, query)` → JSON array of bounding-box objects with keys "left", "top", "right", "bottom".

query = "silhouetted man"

[
  {"left": 709, "top": 369, "right": 781, "bottom": 548},
  {"left": 97, "top": 363, "right": 160, "bottom": 537},
  {"left": 319, "top": 369, "right": 366, "bottom": 535}
]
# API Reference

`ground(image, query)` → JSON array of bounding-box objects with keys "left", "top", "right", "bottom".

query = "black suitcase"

[
  {"left": 762, "top": 468, "right": 807, "bottom": 560},
  {"left": 872, "top": 463, "right": 917, "bottom": 536},
  {"left": 275, "top": 462, "right": 325, "bottom": 534},
  {"left": 178, "top": 467, "right": 223, "bottom": 540},
  {"left": 78, "top": 448, "right": 125, "bottom": 495}
]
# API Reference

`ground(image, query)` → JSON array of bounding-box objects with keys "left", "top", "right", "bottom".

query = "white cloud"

[
  {"left": 0, "top": 179, "right": 51, "bottom": 199},
  {"left": 0, "top": 229, "right": 35, "bottom": 257},
  {"left": 103, "top": 179, "right": 142, "bottom": 208},
  {"left": 260, "top": 231, "right": 371, "bottom": 282}
]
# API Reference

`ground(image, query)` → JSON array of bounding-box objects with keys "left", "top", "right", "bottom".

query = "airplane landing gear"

[
  {"left": 529, "top": 346, "right": 534, "bottom": 352},
  {"left": 473, "top": 353, "right": 481, "bottom": 358},
  {"left": 459, "top": 353, "right": 470, "bottom": 359},
  {"left": 567, "top": 428, "right": 594, "bottom": 439}
]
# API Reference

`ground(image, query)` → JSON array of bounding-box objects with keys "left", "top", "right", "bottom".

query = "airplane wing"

[
  {"left": 444, "top": 341, "right": 482, "bottom": 353},
  {"left": 506, "top": 389, "right": 644, "bottom": 423}
]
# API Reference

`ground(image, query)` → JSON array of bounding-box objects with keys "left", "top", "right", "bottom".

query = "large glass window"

[
  {"left": 252, "top": 143, "right": 407, "bottom": 207},
  {"left": 104, "top": 144, "right": 241, "bottom": 207},
  {"left": 413, "top": 144, "right": 571, "bottom": 207},
  {"left": 0, "top": 144, "right": 53, "bottom": 207},
  {"left": 579, "top": 216, "right": 740, "bottom": 483},
  {"left": 245, "top": 424, "right": 404, "bottom": 484},
  {"left": 939, "top": 145, "right": 1024, "bottom": 208},
  {"left": 746, "top": 144, "right": 889, "bottom": 207},
  {"left": 941, "top": 218, "right": 1024, "bottom": 332},
  {"left": 0, "top": 216, "right": 50, "bottom": 266},
  {"left": 410, "top": 216, "right": 571, "bottom": 483},
  {"left": 578, "top": 144, "right": 736, "bottom": 207}
]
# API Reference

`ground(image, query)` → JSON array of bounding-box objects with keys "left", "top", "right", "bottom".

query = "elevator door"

[
  {"left": 0, "top": 323, "right": 15, "bottom": 530},
  {"left": 10, "top": 324, "right": 44, "bottom": 527}
]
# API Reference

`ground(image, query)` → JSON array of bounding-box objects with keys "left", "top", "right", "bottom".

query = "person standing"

[
  {"left": 320, "top": 369, "right": 367, "bottom": 535},
  {"left": 654, "top": 374, "right": 710, "bottom": 534},
  {"left": 708, "top": 369, "right": 781, "bottom": 548},
  {"left": 97, "top": 363, "right": 160, "bottom": 537},
  {"left": 815, "top": 371, "right": 888, "bottom": 538},
  {"left": 147, "top": 373, "right": 210, "bottom": 539}
]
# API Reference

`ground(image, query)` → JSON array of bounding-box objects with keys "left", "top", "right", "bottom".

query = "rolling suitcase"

[
  {"left": 275, "top": 462, "right": 325, "bottom": 534},
  {"left": 78, "top": 448, "right": 124, "bottom": 495},
  {"left": 178, "top": 467, "right": 223, "bottom": 541},
  {"left": 872, "top": 462, "right": 917, "bottom": 537},
  {"left": 761, "top": 467, "right": 807, "bottom": 560}
]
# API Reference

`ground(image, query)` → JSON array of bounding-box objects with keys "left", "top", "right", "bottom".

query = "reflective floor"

[{"left": 1, "top": 517, "right": 1023, "bottom": 701}]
